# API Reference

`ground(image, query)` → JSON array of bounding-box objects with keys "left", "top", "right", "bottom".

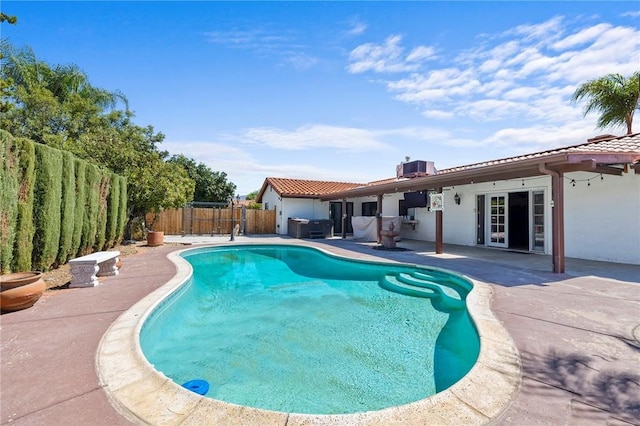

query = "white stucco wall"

[
  {"left": 263, "top": 170, "right": 639, "bottom": 264},
  {"left": 564, "top": 170, "right": 640, "bottom": 264},
  {"left": 261, "top": 185, "right": 331, "bottom": 235}
]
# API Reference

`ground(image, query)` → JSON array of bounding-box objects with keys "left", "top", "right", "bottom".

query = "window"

[
  {"left": 362, "top": 202, "right": 377, "bottom": 216},
  {"left": 398, "top": 200, "right": 415, "bottom": 220}
]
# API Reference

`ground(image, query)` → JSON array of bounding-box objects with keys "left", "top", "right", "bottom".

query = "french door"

[{"left": 489, "top": 194, "right": 507, "bottom": 247}]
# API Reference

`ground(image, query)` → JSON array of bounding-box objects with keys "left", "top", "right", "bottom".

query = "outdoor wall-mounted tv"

[{"left": 403, "top": 191, "right": 428, "bottom": 208}]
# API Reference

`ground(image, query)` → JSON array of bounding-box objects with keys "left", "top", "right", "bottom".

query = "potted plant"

[
  {"left": 146, "top": 212, "right": 164, "bottom": 247},
  {"left": 1, "top": 272, "right": 46, "bottom": 312}
]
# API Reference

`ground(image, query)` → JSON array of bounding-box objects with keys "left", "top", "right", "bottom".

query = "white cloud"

[
  {"left": 422, "top": 109, "right": 455, "bottom": 120},
  {"left": 347, "top": 35, "right": 435, "bottom": 74},
  {"left": 203, "top": 28, "right": 318, "bottom": 71},
  {"left": 240, "top": 124, "right": 391, "bottom": 152},
  {"left": 621, "top": 11, "right": 640, "bottom": 18},
  {"left": 356, "top": 15, "right": 639, "bottom": 133},
  {"left": 551, "top": 23, "right": 611, "bottom": 50},
  {"left": 510, "top": 15, "right": 565, "bottom": 42},
  {"left": 346, "top": 19, "right": 367, "bottom": 36},
  {"left": 406, "top": 46, "right": 436, "bottom": 62}
]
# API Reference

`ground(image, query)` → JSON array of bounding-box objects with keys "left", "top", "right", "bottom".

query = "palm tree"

[
  {"left": 572, "top": 72, "right": 640, "bottom": 135},
  {"left": 1, "top": 44, "right": 128, "bottom": 111}
]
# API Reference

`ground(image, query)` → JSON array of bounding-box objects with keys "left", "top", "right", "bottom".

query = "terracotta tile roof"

[
  {"left": 365, "top": 177, "right": 404, "bottom": 186},
  {"left": 264, "top": 177, "right": 364, "bottom": 198},
  {"left": 437, "top": 132, "right": 640, "bottom": 175},
  {"left": 259, "top": 133, "right": 640, "bottom": 200}
]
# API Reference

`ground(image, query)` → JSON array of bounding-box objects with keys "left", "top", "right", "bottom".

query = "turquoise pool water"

[{"left": 140, "top": 245, "right": 479, "bottom": 415}]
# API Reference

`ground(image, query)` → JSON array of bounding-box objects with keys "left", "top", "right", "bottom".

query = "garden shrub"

[
  {"left": 11, "top": 137, "right": 36, "bottom": 272},
  {"left": 70, "top": 159, "right": 86, "bottom": 258},
  {"left": 116, "top": 176, "right": 128, "bottom": 243},
  {"left": 0, "top": 131, "right": 18, "bottom": 273},
  {"left": 79, "top": 163, "right": 100, "bottom": 256},
  {"left": 32, "top": 143, "right": 63, "bottom": 271},
  {"left": 57, "top": 150, "right": 76, "bottom": 264},
  {"left": 94, "top": 173, "right": 110, "bottom": 251},
  {"left": 105, "top": 173, "right": 119, "bottom": 249}
]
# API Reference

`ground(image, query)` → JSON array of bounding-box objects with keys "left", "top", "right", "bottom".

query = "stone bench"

[{"left": 69, "top": 251, "right": 120, "bottom": 288}]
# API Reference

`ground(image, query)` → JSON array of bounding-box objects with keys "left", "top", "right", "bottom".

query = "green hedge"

[
  {"left": 0, "top": 131, "right": 18, "bottom": 273},
  {"left": 71, "top": 159, "right": 86, "bottom": 259},
  {"left": 32, "top": 144, "right": 63, "bottom": 272},
  {"left": 57, "top": 151, "right": 76, "bottom": 265},
  {"left": 116, "top": 175, "right": 128, "bottom": 244},
  {"left": 0, "top": 134, "right": 127, "bottom": 273},
  {"left": 80, "top": 163, "right": 100, "bottom": 256},
  {"left": 105, "top": 174, "right": 120, "bottom": 249},
  {"left": 94, "top": 174, "right": 110, "bottom": 251},
  {"left": 12, "top": 137, "right": 36, "bottom": 272}
]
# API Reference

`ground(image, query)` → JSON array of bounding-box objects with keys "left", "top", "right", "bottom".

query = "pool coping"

[{"left": 96, "top": 242, "right": 522, "bottom": 425}]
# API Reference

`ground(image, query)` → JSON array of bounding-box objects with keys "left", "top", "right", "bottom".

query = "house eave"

[{"left": 319, "top": 151, "right": 640, "bottom": 201}]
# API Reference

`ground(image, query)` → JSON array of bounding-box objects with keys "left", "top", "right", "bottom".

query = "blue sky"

[{"left": 3, "top": 1, "right": 639, "bottom": 195}]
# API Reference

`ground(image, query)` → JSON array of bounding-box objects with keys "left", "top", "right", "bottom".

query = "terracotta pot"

[
  {"left": 147, "top": 231, "right": 164, "bottom": 247},
  {"left": 1, "top": 272, "right": 43, "bottom": 291},
  {"left": 1, "top": 272, "right": 46, "bottom": 312}
]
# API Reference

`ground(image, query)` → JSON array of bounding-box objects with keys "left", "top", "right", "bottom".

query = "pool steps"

[{"left": 380, "top": 272, "right": 466, "bottom": 311}]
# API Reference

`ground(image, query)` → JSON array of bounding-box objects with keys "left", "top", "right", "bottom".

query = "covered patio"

[{"left": 320, "top": 134, "right": 640, "bottom": 273}]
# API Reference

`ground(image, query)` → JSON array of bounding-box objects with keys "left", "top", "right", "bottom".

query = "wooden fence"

[{"left": 146, "top": 207, "right": 276, "bottom": 235}]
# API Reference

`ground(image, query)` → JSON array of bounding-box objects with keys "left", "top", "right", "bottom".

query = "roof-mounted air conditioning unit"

[{"left": 396, "top": 160, "right": 436, "bottom": 179}]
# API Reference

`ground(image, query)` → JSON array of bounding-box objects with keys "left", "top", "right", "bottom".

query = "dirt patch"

[{"left": 42, "top": 241, "right": 177, "bottom": 290}]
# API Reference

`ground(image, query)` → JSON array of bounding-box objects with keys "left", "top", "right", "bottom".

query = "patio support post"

[
  {"left": 539, "top": 164, "right": 565, "bottom": 273},
  {"left": 435, "top": 187, "right": 443, "bottom": 254},
  {"left": 341, "top": 199, "right": 347, "bottom": 239},
  {"left": 552, "top": 172, "right": 565, "bottom": 273},
  {"left": 376, "top": 194, "right": 383, "bottom": 244}
]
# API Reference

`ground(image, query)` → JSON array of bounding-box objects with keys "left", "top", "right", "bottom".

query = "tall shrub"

[
  {"left": 79, "top": 163, "right": 100, "bottom": 255},
  {"left": 0, "top": 131, "right": 19, "bottom": 273},
  {"left": 116, "top": 176, "right": 127, "bottom": 244},
  {"left": 32, "top": 143, "right": 63, "bottom": 271},
  {"left": 12, "top": 137, "right": 36, "bottom": 272},
  {"left": 70, "top": 159, "right": 86, "bottom": 258},
  {"left": 105, "top": 173, "right": 120, "bottom": 249},
  {"left": 57, "top": 150, "right": 76, "bottom": 264},
  {"left": 94, "top": 173, "right": 110, "bottom": 251}
]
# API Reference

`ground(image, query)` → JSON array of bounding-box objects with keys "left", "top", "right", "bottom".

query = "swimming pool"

[
  {"left": 96, "top": 240, "right": 521, "bottom": 425},
  {"left": 140, "top": 245, "right": 479, "bottom": 414}
]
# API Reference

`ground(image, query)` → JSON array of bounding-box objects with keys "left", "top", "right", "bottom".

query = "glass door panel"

[
  {"left": 488, "top": 194, "right": 507, "bottom": 247},
  {"left": 532, "top": 191, "right": 544, "bottom": 251}
]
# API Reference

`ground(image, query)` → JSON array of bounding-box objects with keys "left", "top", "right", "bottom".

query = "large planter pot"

[
  {"left": 1, "top": 272, "right": 46, "bottom": 312},
  {"left": 147, "top": 231, "right": 164, "bottom": 247}
]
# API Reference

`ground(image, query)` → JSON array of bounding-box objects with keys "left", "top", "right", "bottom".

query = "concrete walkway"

[{"left": 1, "top": 236, "right": 639, "bottom": 425}]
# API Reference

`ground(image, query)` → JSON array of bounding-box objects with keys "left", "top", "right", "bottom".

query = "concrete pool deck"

[{"left": 1, "top": 236, "right": 639, "bottom": 425}]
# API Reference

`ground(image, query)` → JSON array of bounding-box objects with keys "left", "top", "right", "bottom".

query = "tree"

[
  {"left": 0, "top": 45, "right": 127, "bottom": 144},
  {"left": 245, "top": 190, "right": 259, "bottom": 200},
  {"left": 0, "top": 13, "right": 17, "bottom": 24},
  {"left": 0, "top": 41, "right": 206, "bottom": 239},
  {"left": 168, "top": 154, "right": 236, "bottom": 202},
  {"left": 572, "top": 72, "right": 640, "bottom": 135}
]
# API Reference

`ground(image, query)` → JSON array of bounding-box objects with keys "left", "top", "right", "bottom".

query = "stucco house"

[{"left": 257, "top": 133, "right": 640, "bottom": 271}]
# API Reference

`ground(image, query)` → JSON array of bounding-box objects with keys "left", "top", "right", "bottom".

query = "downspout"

[
  {"left": 435, "top": 187, "right": 443, "bottom": 254},
  {"left": 341, "top": 198, "right": 347, "bottom": 239},
  {"left": 538, "top": 163, "right": 565, "bottom": 273}
]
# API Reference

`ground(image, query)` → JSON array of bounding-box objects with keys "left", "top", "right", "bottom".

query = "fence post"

[{"left": 241, "top": 205, "right": 246, "bottom": 236}]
